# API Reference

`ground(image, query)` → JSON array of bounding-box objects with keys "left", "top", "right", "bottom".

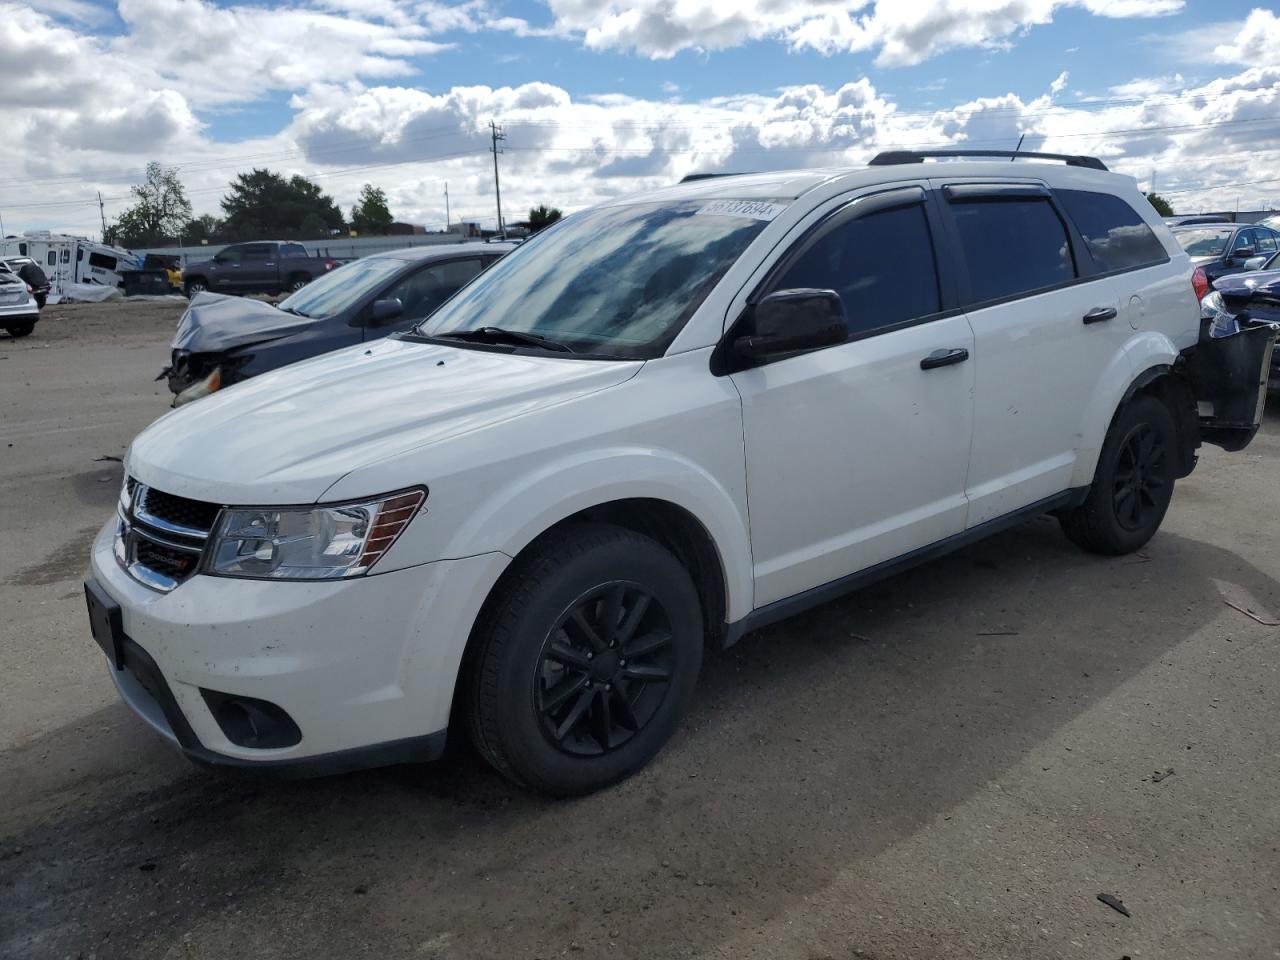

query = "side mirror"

[
  {"left": 1244, "top": 255, "right": 1269, "bottom": 271},
  {"left": 1232, "top": 247, "right": 1255, "bottom": 262},
  {"left": 367, "top": 298, "right": 404, "bottom": 326},
  {"left": 734, "top": 289, "right": 848, "bottom": 362}
]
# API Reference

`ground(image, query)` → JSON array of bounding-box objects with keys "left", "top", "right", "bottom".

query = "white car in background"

[
  {"left": 87, "top": 150, "right": 1274, "bottom": 796},
  {"left": 0, "top": 265, "right": 39, "bottom": 338}
]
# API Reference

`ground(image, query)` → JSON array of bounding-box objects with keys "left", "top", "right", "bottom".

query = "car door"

[
  {"left": 364, "top": 258, "right": 484, "bottom": 339},
  {"left": 934, "top": 180, "right": 1123, "bottom": 526},
  {"left": 237, "top": 243, "right": 278, "bottom": 291},
  {"left": 210, "top": 245, "right": 244, "bottom": 291},
  {"left": 727, "top": 185, "right": 976, "bottom": 607}
]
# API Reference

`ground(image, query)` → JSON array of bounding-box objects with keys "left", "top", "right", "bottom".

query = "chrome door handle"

[{"left": 1083, "top": 306, "right": 1117, "bottom": 324}]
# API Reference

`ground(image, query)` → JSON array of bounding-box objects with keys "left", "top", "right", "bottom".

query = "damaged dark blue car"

[
  {"left": 1200, "top": 252, "right": 1280, "bottom": 391},
  {"left": 160, "top": 242, "right": 513, "bottom": 404}
]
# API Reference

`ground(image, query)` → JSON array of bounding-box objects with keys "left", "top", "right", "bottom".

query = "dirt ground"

[{"left": 1, "top": 302, "right": 1278, "bottom": 960}]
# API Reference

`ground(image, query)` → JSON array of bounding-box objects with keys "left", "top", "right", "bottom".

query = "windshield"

[
  {"left": 416, "top": 199, "right": 781, "bottom": 358},
  {"left": 277, "top": 256, "right": 404, "bottom": 318},
  {"left": 1175, "top": 228, "right": 1233, "bottom": 258}
]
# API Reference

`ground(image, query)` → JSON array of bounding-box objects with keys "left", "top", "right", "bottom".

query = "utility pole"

[
  {"left": 97, "top": 191, "right": 108, "bottom": 241},
  {"left": 490, "top": 120, "right": 506, "bottom": 238},
  {"left": 444, "top": 182, "right": 450, "bottom": 230}
]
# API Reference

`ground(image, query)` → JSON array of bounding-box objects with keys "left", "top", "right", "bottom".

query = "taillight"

[
  {"left": 1192, "top": 266, "right": 1209, "bottom": 301},
  {"left": 324, "top": 259, "right": 336, "bottom": 270}
]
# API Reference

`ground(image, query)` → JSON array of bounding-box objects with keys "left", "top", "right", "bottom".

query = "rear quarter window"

[{"left": 1057, "top": 189, "right": 1168, "bottom": 273}]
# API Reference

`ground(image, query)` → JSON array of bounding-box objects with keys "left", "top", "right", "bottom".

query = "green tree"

[
  {"left": 182, "top": 214, "right": 224, "bottom": 245},
  {"left": 350, "top": 184, "right": 394, "bottom": 235},
  {"left": 104, "top": 161, "right": 192, "bottom": 246},
  {"left": 1146, "top": 192, "right": 1174, "bottom": 217},
  {"left": 220, "top": 169, "right": 345, "bottom": 240},
  {"left": 528, "top": 204, "right": 562, "bottom": 232}
]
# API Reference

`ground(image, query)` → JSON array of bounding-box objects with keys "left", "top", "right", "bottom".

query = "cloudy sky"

[{"left": 2, "top": 0, "right": 1279, "bottom": 240}]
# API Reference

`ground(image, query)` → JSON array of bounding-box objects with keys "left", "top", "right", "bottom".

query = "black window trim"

[
  {"left": 1051, "top": 187, "right": 1171, "bottom": 281},
  {"left": 936, "top": 181, "right": 1095, "bottom": 312},
  {"left": 713, "top": 184, "right": 961, "bottom": 375}
]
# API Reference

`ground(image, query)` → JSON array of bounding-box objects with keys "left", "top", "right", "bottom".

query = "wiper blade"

[
  {"left": 433, "top": 326, "right": 575, "bottom": 353},
  {"left": 279, "top": 306, "right": 309, "bottom": 318}
]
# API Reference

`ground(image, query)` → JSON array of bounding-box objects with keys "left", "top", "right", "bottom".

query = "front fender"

[{"left": 437, "top": 448, "right": 754, "bottom": 622}]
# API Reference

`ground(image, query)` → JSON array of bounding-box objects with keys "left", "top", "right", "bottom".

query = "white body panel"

[{"left": 92, "top": 159, "right": 1206, "bottom": 768}]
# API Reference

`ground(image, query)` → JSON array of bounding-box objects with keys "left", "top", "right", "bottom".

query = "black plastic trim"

[
  {"left": 943, "top": 183, "right": 1051, "bottom": 202},
  {"left": 870, "top": 149, "right": 1108, "bottom": 171},
  {"left": 723, "top": 489, "right": 1087, "bottom": 646}
]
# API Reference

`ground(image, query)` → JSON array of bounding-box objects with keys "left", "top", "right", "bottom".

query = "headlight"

[
  {"left": 1200, "top": 290, "right": 1224, "bottom": 319},
  {"left": 174, "top": 367, "right": 221, "bottom": 406},
  {"left": 207, "top": 489, "right": 426, "bottom": 580}
]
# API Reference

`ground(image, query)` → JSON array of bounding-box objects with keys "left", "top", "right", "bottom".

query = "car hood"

[
  {"left": 1213, "top": 269, "right": 1280, "bottom": 303},
  {"left": 128, "top": 336, "right": 643, "bottom": 504},
  {"left": 172, "top": 292, "right": 316, "bottom": 352}
]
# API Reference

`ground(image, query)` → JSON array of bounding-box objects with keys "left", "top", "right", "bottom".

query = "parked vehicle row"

[
  {"left": 87, "top": 151, "right": 1274, "bottom": 796},
  {"left": 1172, "top": 221, "right": 1280, "bottom": 297}
]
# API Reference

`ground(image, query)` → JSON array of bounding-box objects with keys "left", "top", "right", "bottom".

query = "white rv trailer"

[{"left": 0, "top": 232, "right": 140, "bottom": 301}]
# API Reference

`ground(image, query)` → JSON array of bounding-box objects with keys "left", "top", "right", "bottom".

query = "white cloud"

[
  {"left": 1214, "top": 8, "right": 1280, "bottom": 67},
  {"left": 3, "top": 0, "right": 1279, "bottom": 238},
  {"left": 539, "top": 0, "right": 1184, "bottom": 65}
]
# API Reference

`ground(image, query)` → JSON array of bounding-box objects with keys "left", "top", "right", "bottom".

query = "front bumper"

[{"left": 89, "top": 520, "right": 509, "bottom": 772}]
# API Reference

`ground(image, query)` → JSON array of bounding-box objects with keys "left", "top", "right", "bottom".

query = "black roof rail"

[
  {"left": 679, "top": 172, "right": 752, "bottom": 183},
  {"left": 869, "top": 149, "right": 1108, "bottom": 171}
]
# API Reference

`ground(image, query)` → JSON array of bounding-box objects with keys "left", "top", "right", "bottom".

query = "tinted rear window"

[
  {"left": 951, "top": 199, "right": 1075, "bottom": 304},
  {"left": 1057, "top": 189, "right": 1167, "bottom": 272}
]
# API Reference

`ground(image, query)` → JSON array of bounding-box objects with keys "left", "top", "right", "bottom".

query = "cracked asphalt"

[{"left": 2, "top": 301, "right": 1277, "bottom": 960}]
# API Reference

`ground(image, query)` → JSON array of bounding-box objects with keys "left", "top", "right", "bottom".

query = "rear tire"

[
  {"left": 287, "top": 276, "right": 310, "bottom": 293},
  {"left": 1060, "top": 393, "right": 1176, "bottom": 555},
  {"left": 5, "top": 322, "right": 34, "bottom": 338},
  {"left": 465, "top": 522, "right": 703, "bottom": 797}
]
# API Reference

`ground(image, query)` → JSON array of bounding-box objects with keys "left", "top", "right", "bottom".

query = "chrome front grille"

[{"left": 116, "top": 479, "right": 221, "bottom": 592}]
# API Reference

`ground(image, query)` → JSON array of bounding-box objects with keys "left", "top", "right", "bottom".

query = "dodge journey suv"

[{"left": 86, "top": 151, "right": 1274, "bottom": 796}]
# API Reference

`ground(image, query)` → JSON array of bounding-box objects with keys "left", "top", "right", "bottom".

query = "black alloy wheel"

[
  {"left": 1112, "top": 423, "right": 1168, "bottom": 531},
  {"left": 535, "top": 582, "right": 674, "bottom": 757},
  {"left": 1059, "top": 393, "right": 1176, "bottom": 555},
  {"left": 465, "top": 522, "right": 703, "bottom": 796}
]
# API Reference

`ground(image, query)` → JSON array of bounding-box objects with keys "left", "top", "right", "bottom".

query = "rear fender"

[{"left": 1177, "top": 324, "right": 1277, "bottom": 452}]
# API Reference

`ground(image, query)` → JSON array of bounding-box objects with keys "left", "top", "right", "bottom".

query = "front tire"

[
  {"left": 5, "top": 322, "right": 34, "bottom": 338},
  {"left": 1060, "top": 393, "right": 1176, "bottom": 555},
  {"left": 184, "top": 279, "right": 208, "bottom": 298},
  {"left": 466, "top": 523, "right": 703, "bottom": 796}
]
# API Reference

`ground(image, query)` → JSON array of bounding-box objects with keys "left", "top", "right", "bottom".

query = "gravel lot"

[{"left": 2, "top": 302, "right": 1278, "bottom": 960}]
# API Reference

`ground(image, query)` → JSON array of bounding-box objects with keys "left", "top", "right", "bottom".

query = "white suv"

[{"left": 86, "top": 151, "right": 1273, "bottom": 795}]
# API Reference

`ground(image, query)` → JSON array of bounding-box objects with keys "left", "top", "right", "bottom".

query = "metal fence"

[{"left": 131, "top": 232, "right": 481, "bottom": 266}]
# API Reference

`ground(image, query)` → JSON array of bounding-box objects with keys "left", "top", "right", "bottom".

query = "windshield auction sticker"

[{"left": 695, "top": 199, "right": 788, "bottom": 221}]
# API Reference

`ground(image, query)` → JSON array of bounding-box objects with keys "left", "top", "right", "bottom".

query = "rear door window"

[
  {"left": 771, "top": 201, "right": 942, "bottom": 337},
  {"left": 1256, "top": 230, "right": 1278, "bottom": 253},
  {"left": 243, "top": 244, "right": 274, "bottom": 261},
  {"left": 949, "top": 198, "right": 1076, "bottom": 304},
  {"left": 1056, "top": 189, "right": 1168, "bottom": 272}
]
